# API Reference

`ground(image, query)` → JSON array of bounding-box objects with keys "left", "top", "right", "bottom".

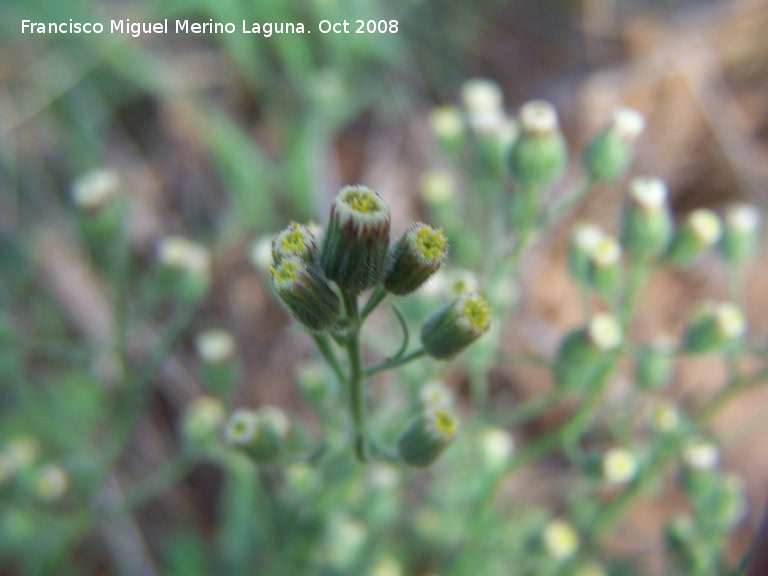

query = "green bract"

[
  {"left": 270, "top": 257, "right": 341, "bottom": 332},
  {"left": 320, "top": 185, "right": 391, "bottom": 293}
]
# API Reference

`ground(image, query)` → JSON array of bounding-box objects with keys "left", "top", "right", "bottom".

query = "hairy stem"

[{"left": 342, "top": 291, "right": 368, "bottom": 462}]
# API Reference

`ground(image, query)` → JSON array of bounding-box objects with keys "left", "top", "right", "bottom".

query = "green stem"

[
  {"left": 496, "top": 387, "right": 567, "bottom": 427},
  {"left": 360, "top": 284, "right": 388, "bottom": 320},
  {"left": 310, "top": 333, "right": 347, "bottom": 385},
  {"left": 590, "top": 365, "right": 768, "bottom": 541},
  {"left": 697, "top": 366, "right": 768, "bottom": 422},
  {"left": 537, "top": 178, "right": 594, "bottom": 227},
  {"left": 100, "top": 455, "right": 191, "bottom": 519},
  {"left": 449, "top": 354, "right": 618, "bottom": 576},
  {"left": 342, "top": 291, "right": 368, "bottom": 462},
  {"left": 363, "top": 348, "right": 426, "bottom": 377}
]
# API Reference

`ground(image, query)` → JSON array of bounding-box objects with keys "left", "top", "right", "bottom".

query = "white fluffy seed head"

[
  {"left": 158, "top": 237, "right": 211, "bottom": 277},
  {"left": 34, "top": 464, "right": 69, "bottom": 502},
  {"left": 573, "top": 223, "right": 605, "bottom": 251},
  {"left": 683, "top": 440, "right": 719, "bottom": 470},
  {"left": 420, "top": 170, "right": 457, "bottom": 205},
  {"left": 629, "top": 176, "right": 668, "bottom": 212},
  {"left": 461, "top": 78, "right": 503, "bottom": 117},
  {"left": 250, "top": 235, "right": 274, "bottom": 271},
  {"left": 519, "top": 100, "right": 559, "bottom": 136},
  {"left": 715, "top": 302, "right": 746, "bottom": 339},
  {"left": 196, "top": 329, "right": 235, "bottom": 363},
  {"left": 480, "top": 427, "right": 514, "bottom": 470},
  {"left": 429, "top": 105, "right": 464, "bottom": 140},
  {"left": 71, "top": 169, "right": 120, "bottom": 210},
  {"left": 542, "top": 519, "right": 579, "bottom": 560},
  {"left": 726, "top": 203, "right": 760, "bottom": 232},
  {"left": 588, "top": 313, "right": 623, "bottom": 350},
  {"left": 602, "top": 448, "right": 638, "bottom": 485},
  {"left": 419, "top": 380, "right": 454, "bottom": 409},
  {"left": 589, "top": 235, "right": 622, "bottom": 267},
  {"left": 611, "top": 107, "right": 646, "bottom": 140},
  {"left": 688, "top": 209, "right": 722, "bottom": 246},
  {"left": 649, "top": 400, "right": 681, "bottom": 433}
]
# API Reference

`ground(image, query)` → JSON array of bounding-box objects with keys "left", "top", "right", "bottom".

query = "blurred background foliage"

[{"left": 2, "top": 0, "right": 768, "bottom": 574}]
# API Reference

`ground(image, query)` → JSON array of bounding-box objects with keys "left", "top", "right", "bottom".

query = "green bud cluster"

[{"left": 264, "top": 185, "right": 489, "bottom": 465}]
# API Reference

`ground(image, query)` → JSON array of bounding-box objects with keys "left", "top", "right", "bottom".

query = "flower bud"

[
  {"left": 419, "top": 170, "right": 457, "bottom": 210},
  {"left": 720, "top": 203, "right": 760, "bottom": 263},
  {"left": 461, "top": 78, "right": 503, "bottom": 126},
  {"left": 296, "top": 361, "right": 332, "bottom": 405},
  {"left": 461, "top": 78, "right": 511, "bottom": 172},
  {"left": 0, "top": 436, "right": 40, "bottom": 488},
  {"left": 384, "top": 223, "right": 448, "bottom": 295},
  {"left": 224, "top": 407, "right": 290, "bottom": 463},
  {"left": 429, "top": 105, "right": 464, "bottom": 157},
  {"left": 574, "top": 564, "right": 608, "bottom": 576},
  {"left": 31, "top": 463, "right": 68, "bottom": 502},
  {"left": 322, "top": 514, "right": 367, "bottom": 568},
  {"left": 397, "top": 405, "right": 459, "bottom": 467},
  {"left": 682, "top": 439, "right": 719, "bottom": 471},
  {"left": 421, "top": 293, "right": 491, "bottom": 359},
  {"left": 249, "top": 235, "right": 275, "bottom": 272},
  {"left": 665, "top": 209, "right": 722, "bottom": 266},
  {"left": 568, "top": 224, "right": 604, "bottom": 285},
  {"left": 602, "top": 447, "right": 638, "bottom": 485},
  {"left": 272, "top": 222, "right": 320, "bottom": 265},
  {"left": 681, "top": 301, "right": 745, "bottom": 354},
  {"left": 587, "top": 234, "right": 622, "bottom": 297},
  {"left": 418, "top": 380, "right": 455, "bottom": 409},
  {"left": 508, "top": 100, "right": 567, "bottom": 187},
  {"left": 180, "top": 396, "right": 225, "bottom": 450},
  {"left": 195, "top": 329, "right": 239, "bottom": 397},
  {"left": 648, "top": 400, "right": 681, "bottom": 434},
  {"left": 157, "top": 236, "right": 211, "bottom": 304},
  {"left": 711, "top": 474, "right": 747, "bottom": 528},
  {"left": 271, "top": 256, "right": 341, "bottom": 331},
  {"left": 634, "top": 337, "right": 675, "bottom": 390},
  {"left": 554, "top": 313, "right": 622, "bottom": 390},
  {"left": 621, "top": 176, "right": 673, "bottom": 260},
  {"left": 542, "top": 519, "right": 579, "bottom": 561},
  {"left": 71, "top": 169, "right": 125, "bottom": 256},
  {"left": 479, "top": 427, "right": 514, "bottom": 472},
  {"left": 582, "top": 107, "right": 645, "bottom": 181},
  {"left": 320, "top": 186, "right": 391, "bottom": 293}
]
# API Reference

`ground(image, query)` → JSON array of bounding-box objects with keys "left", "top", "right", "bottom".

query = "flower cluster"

[{"left": 265, "top": 185, "right": 492, "bottom": 464}]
